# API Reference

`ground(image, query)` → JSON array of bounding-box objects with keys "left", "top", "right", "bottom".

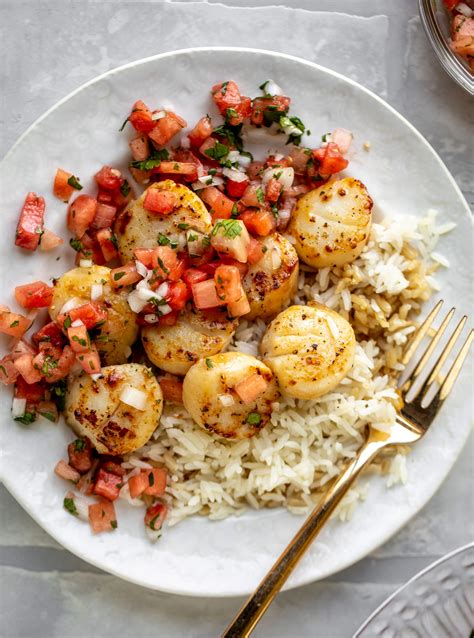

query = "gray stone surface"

[{"left": 0, "top": 1, "right": 472, "bottom": 637}]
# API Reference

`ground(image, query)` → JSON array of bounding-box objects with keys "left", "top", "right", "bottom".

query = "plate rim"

[
  {"left": 353, "top": 542, "right": 474, "bottom": 636},
  {"left": 0, "top": 46, "right": 472, "bottom": 597}
]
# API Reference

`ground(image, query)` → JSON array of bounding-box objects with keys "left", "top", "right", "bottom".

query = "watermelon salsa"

[{"left": 1, "top": 79, "right": 352, "bottom": 539}]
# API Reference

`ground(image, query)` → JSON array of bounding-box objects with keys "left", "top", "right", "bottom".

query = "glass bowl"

[{"left": 419, "top": 0, "right": 474, "bottom": 95}]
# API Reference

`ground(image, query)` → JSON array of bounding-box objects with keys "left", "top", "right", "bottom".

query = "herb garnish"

[
  {"left": 14, "top": 411, "right": 36, "bottom": 425},
  {"left": 205, "top": 358, "right": 214, "bottom": 369},
  {"left": 211, "top": 219, "right": 243, "bottom": 239},
  {"left": 120, "top": 180, "right": 131, "bottom": 197},
  {"left": 130, "top": 148, "right": 169, "bottom": 171},
  {"left": 246, "top": 412, "right": 261, "bottom": 426},
  {"left": 64, "top": 497, "right": 78, "bottom": 516},
  {"left": 74, "top": 438, "right": 86, "bottom": 452},
  {"left": 256, "top": 186, "right": 264, "bottom": 204},
  {"left": 69, "top": 238, "right": 83, "bottom": 252},
  {"left": 67, "top": 175, "right": 83, "bottom": 191}
]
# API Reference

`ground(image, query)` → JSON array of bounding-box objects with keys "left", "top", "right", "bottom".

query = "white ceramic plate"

[
  {"left": 0, "top": 48, "right": 472, "bottom": 597},
  {"left": 354, "top": 543, "right": 474, "bottom": 637}
]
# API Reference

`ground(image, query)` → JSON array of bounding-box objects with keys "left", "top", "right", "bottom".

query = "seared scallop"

[
  {"left": 182, "top": 352, "right": 279, "bottom": 439},
  {"left": 260, "top": 302, "right": 356, "bottom": 399},
  {"left": 115, "top": 180, "right": 212, "bottom": 263},
  {"left": 65, "top": 363, "right": 162, "bottom": 455},
  {"left": 142, "top": 306, "right": 237, "bottom": 376},
  {"left": 288, "top": 177, "right": 372, "bottom": 268},
  {"left": 242, "top": 233, "right": 299, "bottom": 320},
  {"left": 49, "top": 265, "right": 138, "bottom": 365}
]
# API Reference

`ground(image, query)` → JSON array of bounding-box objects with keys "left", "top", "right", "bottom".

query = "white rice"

[{"left": 123, "top": 210, "right": 450, "bottom": 526}]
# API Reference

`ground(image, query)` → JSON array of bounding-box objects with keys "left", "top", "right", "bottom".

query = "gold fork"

[{"left": 223, "top": 301, "right": 473, "bottom": 638}]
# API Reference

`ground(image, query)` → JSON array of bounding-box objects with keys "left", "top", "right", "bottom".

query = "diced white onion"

[
  {"left": 71, "top": 319, "right": 84, "bottom": 328},
  {"left": 79, "top": 259, "right": 93, "bottom": 268},
  {"left": 159, "top": 303, "right": 172, "bottom": 316},
  {"left": 65, "top": 491, "right": 90, "bottom": 521},
  {"left": 155, "top": 282, "right": 169, "bottom": 298},
  {"left": 192, "top": 175, "right": 224, "bottom": 190},
  {"left": 90, "top": 373, "right": 103, "bottom": 382},
  {"left": 180, "top": 135, "right": 191, "bottom": 149},
  {"left": 119, "top": 385, "right": 148, "bottom": 411},
  {"left": 26, "top": 308, "right": 39, "bottom": 323},
  {"left": 135, "top": 260, "right": 149, "bottom": 278},
  {"left": 127, "top": 290, "right": 148, "bottom": 313},
  {"left": 110, "top": 168, "right": 122, "bottom": 178},
  {"left": 456, "top": 2, "right": 473, "bottom": 16},
  {"left": 137, "top": 287, "right": 160, "bottom": 301},
  {"left": 151, "top": 110, "right": 166, "bottom": 121},
  {"left": 222, "top": 167, "right": 248, "bottom": 182},
  {"left": 11, "top": 397, "right": 26, "bottom": 418},
  {"left": 236, "top": 154, "right": 252, "bottom": 168},
  {"left": 59, "top": 297, "right": 83, "bottom": 315},
  {"left": 218, "top": 393, "right": 235, "bottom": 407},
  {"left": 273, "top": 153, "right": 284, "bottom": 161},
  {"left": 197, "top": 164, "right": 205, "bottom": 178},
  {"left": 262, "top": 166, "right": 294, "bottom": 190},
  {"left": 144, "top": 314, "right": 159, "bottom": 324},
  {"left": 279, "top": 117, "right": 303, "bottom": 137},
  {"left": 160, "top": 103, "right": 174, "bottom": 112},
  {"left": 264, "top": 79, "right": 283, "bottom": 96},
  {"left": 271, "top": 248, "right": 282, "bottom": 270},
  {"left": 227, "top": 150, "right": 240, "bottom": 163},
  {"left": 90, "top": 284, "right": 103, "bottom": 301}
]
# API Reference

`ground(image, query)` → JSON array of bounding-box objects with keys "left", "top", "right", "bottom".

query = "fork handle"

[{"left": 222, "top": 434, "right": 387, "bottom": 638}]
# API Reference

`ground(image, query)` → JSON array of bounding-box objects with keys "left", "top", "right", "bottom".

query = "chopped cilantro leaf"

[
  {"left": 177, "top": 223, "right": 190, "bottom": 230},
  {"left": 14, "top": 411, "right": 36, "bottom": 425},
  {"left": 63, "top": 316, "right": 72, "bottom": 330},
  {"left": 120, "top": 180, "right": 131, "bottom": 197},
  {"left": 231, "top": 203, "right": 239, "bottom": 219},
  {"left": 321, "top": 133, "right": 331, "bottom": 142},
  {"left": 148, "top": 472, "right": 155, "bottom": 487},
  {"left": 64, "top": 497, "right": 78, "bottom": 516},
  {"left": 205, "top": 358, "right": 214, "bottom": 369},
  {"left": 67, "top": 175, "right": 83, "bottom": 191},
  {"left": 130, "top": 148, "right": 169, "bottom": 171},
  {"left": 74, "top": 438, "right": 86, "bottom": 452},
  {"left": 211, "top": 219, "right": 242, "bottom": 239},
  {"left": 157, "top": 257, "right": 169, "bottom": 274},
  {"left": 111, "top": 520, "right": 118, "bottom": 529},
  {"left": 246, "top": 412, "right": 261, "bottom": 426},
  {"left": 69, "top": 238, "right": 83, "bottom": 252},
  {"left": 256, "top": 187, "right": 264, "bottom": 204},
  {"left": 204, "top": 141, "right": 229, "bottom": 162},
  {"left": 10, "top": 320, "right": 19, "bottom": 328},
  {"left": 113, "top": 271, "right": 126, "bottom": 281}
]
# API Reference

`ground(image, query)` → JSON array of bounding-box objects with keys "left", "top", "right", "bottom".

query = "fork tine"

[
  {"left": 402, "top": 300, "right": 443, "bottom": 365},
  {"left": 400, "top": 307, "right": 455, "bottom": 393},
  {"left": 437, "top": 328, "right": 473, "bottom": 402},
  {"left": 409, "top": 315, "right": 467, "bottom": 400}
]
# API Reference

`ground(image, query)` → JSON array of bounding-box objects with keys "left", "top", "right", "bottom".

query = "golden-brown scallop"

[
  {"left": 260, "top": 302, "right": 356, "bottom": 399},
  {"left": 242, "top": 233, "right": 299, "bottom": 320},
  {"left": 49, "top": 265, "right": 138, "bottom": 365},
  {"left": 182, "top": 352, "right": 279, "bottom": 439},
  {"left": 65, "top": 363, "right": 162, "bottom": 455},
  {"left": 115, "top": 180, "right": 212, "bottom": 263},
  {"left": 142, "top": 306, "right": 237, "bottom": 376},
  {"left": 288, "top": 177, "right": 372, "bottom": 268}
]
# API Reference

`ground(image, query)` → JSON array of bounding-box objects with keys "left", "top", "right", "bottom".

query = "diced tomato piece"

[
  {"left": 218, "top": 258, "right": 248, "bottom": 278},
  {"left": 67, "top": 438, "right": 93, "bottom": 474},
  {"left": 129, "top": 166, "right": 152, "bottom": 184},
  {"left": 89, "top": 498, "right": 117, "bottom": 533},
  {"left": 10, "top": 339, "right": 36, "bottom": 360},
  {"left": 32, "top": 321, "right": 65, "bottom": 348},
  {"left": 128, "top": 99, "right": 155, "bottom": 134},
  {"left": 143, "top": 468, "right": 167, "bottom": 497},
  {"left": 134, "top": 248, "right": 155, "bottom": 269},
  {"left": 39, "top": 228, "right": 64, "bottom": 251},
  {"left": 188, "top": 116, "right": 213, "bottom": 148},
  {"left": 57, "top": 302, "right": 107, "bottom": 330},
  {"left": 37, "top": 400, "right": 59, "bottom": 422},
  {"left": 77, "top": 345, "right": 101, "bottom": 375},
  {"left": 53, "top": 169, "right": 76, "bottom": 202},
  {"left": 312, "top": 142, "right": 349, "bottom": 177},
  {"left": 198, "top": 137, "right": 223, "bottom": 164},
  {"left": 251, "top": 96, "right": 291, "bottom": 126},
  {"left": 91, "top": 203, "right": 117, "bottom": 230},
  {"left": 101, "top": 460, "right": 126, "bottom": 477},
  {"left": 234, "top": 372, "right": 268, "bottom": 404},
  {"left": 153, "top": 161, "right": 197, "bottom": 177},
  {"left": 15, "top": 192, "right": 45, "bottom": 251},
  {"left": 151, "top": 246, "right": 179, "bottom": 280},
  {"left": 166, "top": 280, "right": 191, "bottom": 311},
  {"left": 158, "top": 311, "right": 179, "bottom": 326},
  {"left": 191, "top": 279, "right": 222, "bottom": 309},
  {"left": 14, "top": 376, "right": 45, "bottom": 402},
  {"left": 240, "top": 208, "right": 277, "bottom": 236},
  {"left": 144, "top": 502, "right": 168, "bottom": 532},
  {"left": 95, "top": 166, "right": 123, "bottom": 192},
  {"left": 183, "top": 268, "right": 208, "bottom": 287},
  {"left": 0, "top": 355, "right": 19, "bottom": 385},
  {"left": 240, "top": 184, "right": 263, "bottom": 207},
  {"left": 226, "top": 177, "right": 249, "bottom": 199},
  {"left": 288, "top": 147, "right": 311, "bottom": 174},
  {"left": 211, "top": 81, "right": 242, "bottom": 114},
  {"left": 75, "top": 232, "right": 105, "bottom": 265},
  {"left": 128, "top": 472, "right": 150, "bottom": 499},
  {"left": 443, "top": 0, "right": 457, "bottom": 9},
  {"left": 187, "top": 246, "right": 215, "bottom": 268},
  {"left": 148, "top": 112, "right": 186, "bottom": 146},
  {"left": 110, "top": 263, "right": 142, "bottom": 289},
  {"left": 143, "top": 189, "right": 177, "bottom": 215},
  {"left": 247, "top": 238, "right": 266, "bottom": 265},
  {"left": 15, "top": 281, "right": 53, "bottom": 309},
  {"left": 227, "top": 286, "right": 251, "bottom": 318},
  {"left": 55, "top": 459, "right": 81, "bottom": 483},
  {"left": 0, "top": 306, "right": 31, "bottom": 338},
  {"left": 167, "top": 257, "right": 186, "bottom": 283},
  {"left": 247, "top": 162, "right": 265, "bottom": 180},
  {"left": 68, "top": 195, "right": 97, "bottom": 238},
  {"left": 93, "top": 468, "right": 122, "bottom": 501},
  {"left": 67, "top": 323, "right": 91, "bottom": 354},
  {"left": 226, "top": 96, "right": 252, "bottom": 126},
  {"left": 200, "top": 186, "right": 236, "bottom": 219},
  {"left": 450, "top": 35, "right": 474, "bottom": 56},
  {"left": 214, "top": 265, "right": 242, "bottom": 303},
  {"left": 96, "top": 228, "right": 119, "bottom": 262},
  {"left": 97, "top": 190, "right": 113, "bottom": 205},
  {"left": 49, "top": 345, "right": 76, "bottom": 383},
  {"left": 129, "top": 135, "right": 150, "bottom": 161},
  {"left": 265, "top": 178, "right": 283, "bottom": 203},
  {"left": 159, "top": 377, "right": 183, "bottom": 404},
  {"left": 31, "top": 345, "right": 75, "bottom": 383}
]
